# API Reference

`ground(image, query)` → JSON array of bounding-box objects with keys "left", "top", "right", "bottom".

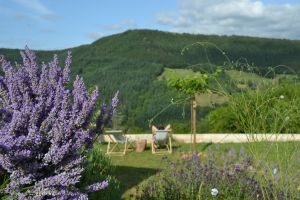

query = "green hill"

[{"left": 1, "top": 29, "right": 300, "bottom": 132}]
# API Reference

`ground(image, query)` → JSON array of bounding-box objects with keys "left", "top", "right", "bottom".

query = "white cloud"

[
  {"left": 12, "top": 0, "right": 62, "bottom": 21},
  {"left": 156, "top": 0, "right": 300, "bottom": 39},
  {"left": 13, "top": 0, "right": 52, "bottom": 15}
]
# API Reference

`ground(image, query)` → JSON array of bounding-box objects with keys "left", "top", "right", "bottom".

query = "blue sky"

[{"left": 0, "top": 0, "right": 300, "bottom": 50}]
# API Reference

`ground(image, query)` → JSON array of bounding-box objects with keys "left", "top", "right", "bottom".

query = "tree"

[
  {"left": 168, "top": 42, "right": 222, "bottom": 151},
  {"left": 168, "top": 71, "right": 220, "bottom": 151}
]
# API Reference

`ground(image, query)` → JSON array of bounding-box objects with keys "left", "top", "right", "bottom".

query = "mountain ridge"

[{"left": 1, "top": 29, "right": 300, "bottom": 131}]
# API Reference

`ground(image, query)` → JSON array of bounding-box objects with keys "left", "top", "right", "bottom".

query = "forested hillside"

[{"left": 1, "top": 29, "right": 300, "bottom": 132}]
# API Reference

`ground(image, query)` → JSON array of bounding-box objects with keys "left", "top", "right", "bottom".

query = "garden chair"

[
  {"left": 151, "top": 125, "right": 172, "bottom": 154},
  {"left": 105, "top": 129, "right": 135, "bottom": 155}
]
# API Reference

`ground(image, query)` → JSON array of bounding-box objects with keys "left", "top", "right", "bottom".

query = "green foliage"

[
  {"left": 168, "top": 74, "right": 210, "bottom": 95},
  {"left": 171, "top": 121, "right": 191, "bottom": 133},
  {"left": 208, "top": 106, "right": 238, "bottom": 133},
  {"left": 0, "top": 171, "right": 9, "bottom": 199},
  {"left": 207, "top": 83, "right": 300, "bottom": 133},
  {"left": 1, "top": 29, "right": 300, "bottom": 131},
  {"left": 79, "top": 142, "right": 121, "bottom": 200},
  {"left": 168, "top": 64, "right": 222, "bottom": 96}
]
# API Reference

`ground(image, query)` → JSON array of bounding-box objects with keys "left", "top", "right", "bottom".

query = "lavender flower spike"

[
  {"left": 111, "top": 90, "right": 119, "bottom": 114},
  {"left": 85, "top": 180, "right": 109, "bottom": 193}
]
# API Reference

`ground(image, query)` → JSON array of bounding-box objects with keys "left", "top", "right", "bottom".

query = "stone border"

[{"left": 99, "top": 134, "right": 300, "bottom": 143}]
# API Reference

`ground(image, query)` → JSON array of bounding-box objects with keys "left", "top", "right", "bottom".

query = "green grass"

[
  {"left": 158, "top": 68, "right": 200, "bottom": 80},
  {"left": 95, "top": 141, "right": 300, "bottom": 199},
  {"left": 225, "top": 70, "right": 298, "bottom": 88},
  {"left": 225, "top": 70, "right": 271, "bottom": 84}
]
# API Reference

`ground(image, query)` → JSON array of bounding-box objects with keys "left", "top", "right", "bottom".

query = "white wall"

[{"left": 99, "top": 133, "right": 300, "bottom": 143}]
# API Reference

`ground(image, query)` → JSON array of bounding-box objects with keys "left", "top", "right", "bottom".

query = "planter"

[
  {"left": 136, "top": 139, "right": 147, "bottom": 152},
  {"left": 180, "top": 152, "right": 207, "bottom": 160}
]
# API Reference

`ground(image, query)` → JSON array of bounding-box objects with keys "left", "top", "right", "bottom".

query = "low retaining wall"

[{"left": 99, "top": 134, "right": 300, "bottom": 143}]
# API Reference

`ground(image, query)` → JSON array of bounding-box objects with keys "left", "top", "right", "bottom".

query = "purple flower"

[
  {"left": 111, "top": 90, "right": 119, "bottom": 114},
  {"left": 0, "top": 47, "right": 117, "bottom": 199},
  {"left": 85, "top": 180, "right": 109, "bottom": 192}
]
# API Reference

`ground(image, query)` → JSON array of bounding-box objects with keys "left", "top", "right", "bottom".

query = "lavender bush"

[
  {"left": 0, "top": 47, "right": 117, "bottom": 199},
  {"left": 136, "top": 149, "right": 299, "bottom": 200}
]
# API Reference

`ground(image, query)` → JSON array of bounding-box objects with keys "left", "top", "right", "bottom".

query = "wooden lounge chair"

[
  {"left": 105, "top": 129, "right": 134, "bottom": 155},
  {"left": 152, "top": 126, "right": 172, "bottom": 154}
]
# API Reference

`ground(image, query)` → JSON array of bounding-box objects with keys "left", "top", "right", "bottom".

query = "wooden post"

[{"left": 192, "top": 97, "right": 197, "bottom": 151}]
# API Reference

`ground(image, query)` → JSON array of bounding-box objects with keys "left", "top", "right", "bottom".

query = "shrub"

[
  {"left": 208, "top": 83, "right": 300, "bottom": 133},
  {"left": 168, "top": 121, "right": 189, "bottom": 133},
  {"left": 208, "top": 106, "right": 238, "bottom": 133},
  {"left": 79, "top": 142, "right": 121, "bottom": 200},
  {"left": 0, "top": 47, "right": 117, "bottom": 199},
  {"left": 136, "top": 149, "right": 299, "bottom": 200}
]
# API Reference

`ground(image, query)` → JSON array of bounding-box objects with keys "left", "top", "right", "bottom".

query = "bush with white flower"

[{"left": 135, "top": 148, "right": 298, "bottom": 200}]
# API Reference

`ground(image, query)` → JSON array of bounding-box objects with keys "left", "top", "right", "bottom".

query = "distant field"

[
  {"left": 158, "top": 68, "right": 267, "bottom": 106},
  {"left": 225, "top": 70, "right": 298, "bottom": 86},
  {"left": 158, "top": 68, "right": 199, "bottom": 80},
  {"left": 225, "top": 70, "right": 271, "bottom": 83},
  {"left": 158, "top": 68, "right": 298, "bottom": 107}
]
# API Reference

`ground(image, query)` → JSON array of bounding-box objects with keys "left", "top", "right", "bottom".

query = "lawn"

[{"left": 94, "top": 141, "right": 300, "bottom": 199}]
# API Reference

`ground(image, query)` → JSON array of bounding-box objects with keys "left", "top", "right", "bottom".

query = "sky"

[{"left": 1, "top": 0, "right": 300, "bottom": 50}]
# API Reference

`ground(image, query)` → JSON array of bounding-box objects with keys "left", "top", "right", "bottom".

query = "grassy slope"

[{"left": 1, "top": 29, "right": 300, "bottom": 130}]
